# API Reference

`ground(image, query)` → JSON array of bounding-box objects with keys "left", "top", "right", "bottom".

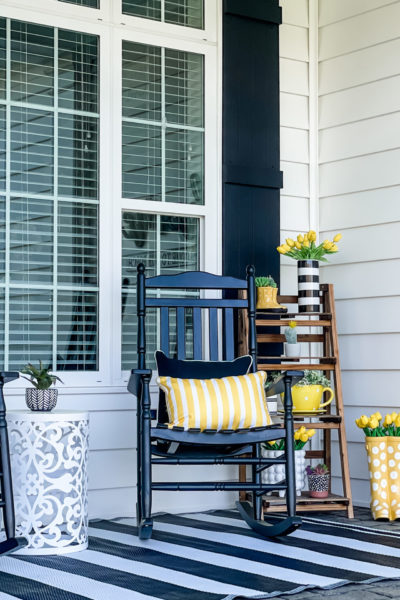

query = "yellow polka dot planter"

[{"left": 366, "top": 436, "right": 400, "bottom": 520}]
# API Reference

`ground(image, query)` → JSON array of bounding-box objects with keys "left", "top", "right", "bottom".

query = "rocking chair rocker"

[
  {"left": 0, "top": 372, "right": 27, "bottom": 555},
  {"left": 128, "top": 264, "right": 303, "bottom": 539}
]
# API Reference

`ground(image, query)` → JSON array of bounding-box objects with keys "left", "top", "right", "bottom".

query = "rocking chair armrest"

[
  {"left": 265, "top": 371, "right": 304, "bottom": 397},
  {"left": 127, "top": 369, "right": 152, "bottom": 397}
]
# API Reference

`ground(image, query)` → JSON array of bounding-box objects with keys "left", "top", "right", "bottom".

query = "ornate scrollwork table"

[{"left": 7, "top": 411, "right": 89, "bottom": 555}]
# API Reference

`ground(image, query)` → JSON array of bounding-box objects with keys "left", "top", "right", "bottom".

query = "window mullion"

[
  {"left": 52, "top": 27, "right": 59, "bottom": 371},
  {"left": 161, "top": 46, "right": 166, "bottom": 204},
  {"left": 4, "top": 18, "right": 11, "bottom": 371}
]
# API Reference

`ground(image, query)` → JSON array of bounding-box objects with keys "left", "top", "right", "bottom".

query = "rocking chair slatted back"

[{"left": 137, "top": 264, "right": 257, "bottom": 370}]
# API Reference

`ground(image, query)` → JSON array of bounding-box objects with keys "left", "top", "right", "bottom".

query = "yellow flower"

[
  {"left": 323, "top": 240, "right": 333, "bottom": 250},
  {"left": 373, "top": 412, "right": 382, "bottom": 421},
  {"left": 303, "top": 240, "right": 310, "bottom": 248},
  {"left": 308, "top": 230, "right": 317, "bottom": 242},
  {"left": 395, "top": 416, "right": 400, "bottom": 428},
  {"left": 297, "top": 234, "right": 304, "bottom": 243},
  {"left": 360, "top": 415, "right": 369, "bottom": 427},
  {"left": 392, "top": 412, "right": 398, "bottom": 421},
  {"left": 282, "top": 244, "right": 291, "bottom": 253},
  {"left": 369, "top": 417, "right": 379, "bottom": 429},
  {"left": 268, "top": 440, "right": 277, "bottom": 446},
  {"left": 298, "top": 426, "right": 306, "bottom": 434},
  {"left": 303, "top": 233, "right": 309, "bottom": 241},
  {"left": 330, "top": 244, "right": 338, "bottom": 252},
  {"left": 294, "top": 431, "right": 301, "bottom": 440},
  {"left": 308, "top": 429, "right": 316, "bottom": 437},
  {"left": 333, "top": 233, "right": 342, "bottom": 242},
  {"left": 289, "top": 321, "right": 297, "bottom": 328},
  {"left": 286, "top": 238, "right": 295, "bottom": 247},
  {"left": 300, "top": 433, "right": 309, "bottom": 443},
  {"left": 384, "top": 414, "right": 392, "bottom": 427},
  {"left": 355, "top": 418, "right": 361, "bottom": 428},
  {"left": 277, "top": 246, "right": 287, "bottom": 254},
  {"left": 295, "top": 241, "right": 302, "bottom": 249}
]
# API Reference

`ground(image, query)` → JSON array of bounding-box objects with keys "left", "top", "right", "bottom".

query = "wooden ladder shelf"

[{"left": 240, "top": 283, "right": 354, "bottom": 518}]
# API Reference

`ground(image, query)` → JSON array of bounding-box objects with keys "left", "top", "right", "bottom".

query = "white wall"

[
  {"left": 280, "top": 0, "right": 314, "bottom": 295},
  {"left": 318, "top": 0, "right": 400, "bottom": 505}
]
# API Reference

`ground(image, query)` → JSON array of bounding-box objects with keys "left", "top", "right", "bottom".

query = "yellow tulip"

[
  {"left": 384, "top": 415, "right": 392, "bottom": 427},
  {"left": 295, "top": 241, "right": 302, "bottom": 249},
  {"left": 294, "top": 431, "right": 301, "bottom": 440},
  {"left": 297, "top": 234, "right": 304, "bottom": 243},
  {"left": 286, "top": 238, "right": 295, "bottom": 247},
  {"left": 282, "top": 244, "right": 291, "bottom": 253},
  {"left": 392, "top": 412, "right": 398, "bottom": 421},
  {"left": 355, "top": 418, "right": 361, "bottom": 428},
  {"left": 277, "top": 246, "right": 287, "bottom": 254},
  {"left": 268, "top": 440, "right": 277, "bottom": 446},
  {"left": 373, "top": 412, "right": 382, "bottom": 421},
  {"left": 308, "top": 429, "right": 316, "bottom": 437},
  {"left": 300, "top": 433, "right": 308, "bottom": 443},
  {"left": 308, "top": 230, "right": 317, "bottom": 242},
  {"left": 369, "top": 417, "right": 379, "bottom": 429},
  {"left": 323, "top": 240, "right": 333, "bottom": 250},
  {"left": 333, "top": 233, "right": 342, "bottom": 242},
  {"left": 303, "top": 233, "right": 309, "bottom": 241},
  {"left": 289, "top": 320, "right": 297, "bottom": 328},
  {"left": 330, "top": 244, "right": 338, "bottom": 252},
  {"left": 395, "top": 417, "right": 400, "bottom": 428},
  {"left": 303, "top": 240, "right": 310, "bottom": 248},
  {"left": 298, "top": 426, "right": 306, "bottom": 434}
]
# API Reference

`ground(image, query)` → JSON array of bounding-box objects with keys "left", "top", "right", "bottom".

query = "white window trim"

[{"left": 0, "top": 0, "right": 222, "bottom": 390}]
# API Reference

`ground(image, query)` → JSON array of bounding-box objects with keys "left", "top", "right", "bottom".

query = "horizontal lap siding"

[
  {"left": 319, "top": 0, "right": 400, "bottom": 506},
  {"left": 280, "top": 0, "right": 310, "bottom": 295}
]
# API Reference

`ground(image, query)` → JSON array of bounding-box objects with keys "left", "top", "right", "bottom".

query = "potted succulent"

[
  {"left": 292, "top": 370, "right": 334, "bottom": 413},
  {"left": 262, "top": 427, "right": 316, "bottom": 497},
  {"left": 277, "top": 231, "right": 342, "bottom": 313},
  {"left": 255, "top": 276, "right": 286, "bottom": 311},
  {"left": 306, "top": 463, "right": 330, "bottom": 498},
  {"left": 284, "top": 320, "right": 301, "bottom": 358},
  {"left": 21, "top": 362, "right": 63, "bottom": 412}
]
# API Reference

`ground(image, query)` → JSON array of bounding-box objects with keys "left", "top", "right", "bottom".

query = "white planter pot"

[
  {"left": 262, "top": 448, "right": 306, "bottom": 498},
  {"left": 284, "top": 342, "right": 301, "bottom": 358}
]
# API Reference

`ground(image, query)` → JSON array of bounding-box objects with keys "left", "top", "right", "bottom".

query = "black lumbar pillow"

[{"left": 155, "top": 350, "right": 252, "bottom": 379}]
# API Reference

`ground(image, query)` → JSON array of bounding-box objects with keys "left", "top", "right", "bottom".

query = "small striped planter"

[{"left": 297, "top": 259, "right": 320, "bottom": 313}]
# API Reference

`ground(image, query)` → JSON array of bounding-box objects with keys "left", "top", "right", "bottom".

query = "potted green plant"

[
  {"left": 255, "top": 276, "right": 285, "bottom": 311},
  {"left": 21, "top": 362, "right": 63, "bottom": 412},
  {"left": 292, "top": 370, "right": 334, "bottom": 413},
  {"left": 306, "top": 463, "right": 330, "bottom": 498},
  {"left": 284, "top": 320, "right": 301, "bottom": 358}
]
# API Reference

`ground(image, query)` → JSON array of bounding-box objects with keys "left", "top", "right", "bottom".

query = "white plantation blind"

[
  {"left": 121, "top": 211, "right": 199, "bottom": 369},
  {"left": 58, "top": 0, "right": 99, "bottom": 7},
  {"left": 122, "top": 0, "right": 204, "bottom": 29},
  {"left": 122, "top": 40, "right": 204, "bottom": 205},
  {"left": 0, "top": 18, "right": 99, "bottom": 371}
]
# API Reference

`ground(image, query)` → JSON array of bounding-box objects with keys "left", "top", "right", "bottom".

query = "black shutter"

[{"left": 222, "top": 0, "right": 282, "bottom": 283}]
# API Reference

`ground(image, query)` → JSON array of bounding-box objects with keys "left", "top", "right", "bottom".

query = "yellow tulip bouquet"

[
  {"left": 355, "top": 412, "right": 400, "bottom": 437},
  {"left": 264, "top": 427, "right": 316, "bottom": 451},
  {"left": 277, "top": 230, "right": 342, "bottom": 262}
]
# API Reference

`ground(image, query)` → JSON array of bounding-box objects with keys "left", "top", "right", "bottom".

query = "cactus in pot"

[{"left": 284, "top": 320, "right": 301, "bottom": 357}]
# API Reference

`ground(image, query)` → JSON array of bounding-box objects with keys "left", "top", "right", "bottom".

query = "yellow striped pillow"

[{"left": 157, "top": 371, "right": 270, "bottom": 431}]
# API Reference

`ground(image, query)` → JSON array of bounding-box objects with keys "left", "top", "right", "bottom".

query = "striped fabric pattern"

[
  {"left": 3, "top": 510, "right": 400, "bottom": 599},
  {"left": 157, "top": 371, "right": 270, "bottom": 430}
]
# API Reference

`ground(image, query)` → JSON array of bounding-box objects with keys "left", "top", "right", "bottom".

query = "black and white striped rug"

[{"left": 1, "top": 510, "right": 400, "bottom": 599}]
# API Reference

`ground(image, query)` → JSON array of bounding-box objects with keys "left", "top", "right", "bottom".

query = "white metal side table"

[{"left": 7, "top": 410, "right": 89, "bottom": 555}]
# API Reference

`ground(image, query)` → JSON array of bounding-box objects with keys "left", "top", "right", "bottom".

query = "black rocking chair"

[
  {"left": 0, "top": 372, "right": 27, "bottom": 555},
  {"left": 128, "top": 264, "right": 303, "bottom": 539}
]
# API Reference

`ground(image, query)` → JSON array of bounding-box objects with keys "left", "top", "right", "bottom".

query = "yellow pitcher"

[{"left": 291, "top": 384, "right": 334, "bottom": 412}]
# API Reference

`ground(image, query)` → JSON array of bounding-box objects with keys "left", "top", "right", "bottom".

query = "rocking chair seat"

[{"left": 150, "top": 424, "right": 284, "bottom": 446}]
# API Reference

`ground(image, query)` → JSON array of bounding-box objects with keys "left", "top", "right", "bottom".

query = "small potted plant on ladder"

[{"left": 21, "top": 362, "right": 63, "bottom": 412}]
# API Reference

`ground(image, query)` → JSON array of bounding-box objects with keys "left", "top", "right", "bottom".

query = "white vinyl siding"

[{"left": 319, "top": 0, "right": 400, "bottom": 506}]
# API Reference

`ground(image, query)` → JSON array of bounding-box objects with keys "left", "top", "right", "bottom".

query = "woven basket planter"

[{"left": 25, "top": 388, "right": 58, "bottom": 412}]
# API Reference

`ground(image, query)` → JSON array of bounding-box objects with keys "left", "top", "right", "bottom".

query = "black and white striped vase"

[{"left": 297, "top": 259, "right": 320, "bottom": 313}]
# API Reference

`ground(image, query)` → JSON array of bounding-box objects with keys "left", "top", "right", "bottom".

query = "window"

[
  {"left": 122, "top": 0, "right": 204, "bottom": 29},
  {"left": 0, "top": 19, "right": 99, "bottom": 371},
  {"left": 0, "top": 2, "right": 219, "bottom": 382}
]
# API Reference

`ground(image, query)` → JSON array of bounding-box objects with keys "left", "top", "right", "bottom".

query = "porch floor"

[{"left": 269, "top": 507, "right": 400, "bottom": 600}]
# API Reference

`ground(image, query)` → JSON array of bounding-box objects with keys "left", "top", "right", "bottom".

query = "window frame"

[{"left": 0, "top": 0, "right": 222, "bottom": 389}]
